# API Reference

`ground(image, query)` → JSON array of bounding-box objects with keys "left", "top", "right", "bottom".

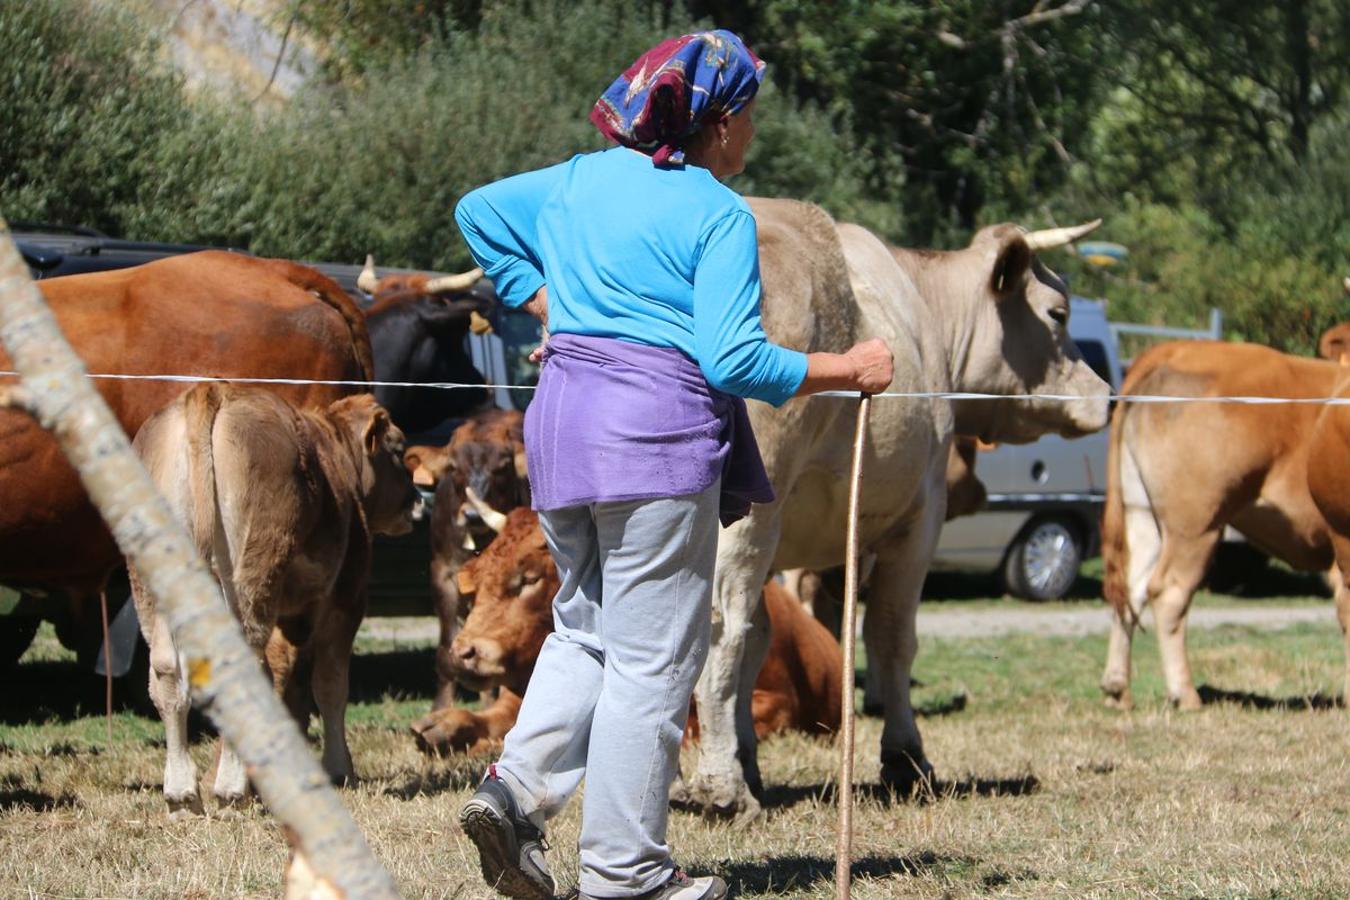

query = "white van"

[{"left": 930, "top": 297, "right": 1122, "bottom": 600}]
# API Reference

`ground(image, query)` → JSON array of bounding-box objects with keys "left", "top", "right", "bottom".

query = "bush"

[{"left": 0, "top": 0, "right": 197, "bottom": 233}]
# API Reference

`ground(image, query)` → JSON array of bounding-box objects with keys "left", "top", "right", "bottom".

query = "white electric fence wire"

[{"left": 3, "top": 369, "right": 1350, "bottom": 405}]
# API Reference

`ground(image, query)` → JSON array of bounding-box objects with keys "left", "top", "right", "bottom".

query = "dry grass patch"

[{"left": 3, "top": 616, "right": 1349, "bottom": 897}]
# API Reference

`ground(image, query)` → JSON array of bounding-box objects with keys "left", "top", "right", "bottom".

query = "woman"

[{"left": 454, "top": 30, "right": 892, "bottom": 900}]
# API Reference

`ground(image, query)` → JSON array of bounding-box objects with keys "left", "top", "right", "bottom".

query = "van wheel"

[{"left": 1003, "top": 517, "right": 1081, "bottom": 601}]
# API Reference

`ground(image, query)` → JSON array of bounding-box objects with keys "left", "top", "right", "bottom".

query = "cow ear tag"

[
  {"left": 470, "top": 311, "right": 494, "bottom": 335},
  {"left": 456, "top": 569, "right": 477, "bottom": 595}
]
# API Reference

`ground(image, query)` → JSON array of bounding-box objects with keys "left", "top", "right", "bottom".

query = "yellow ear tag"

[{"left": 470, "top": 311, "right": 493, "bottom": 336}]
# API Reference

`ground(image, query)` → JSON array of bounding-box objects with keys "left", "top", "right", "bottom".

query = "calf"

[
  {"left": 131, "top": 383, "right": 418, "bottom": 815},
  {"left": 406, "top": 408, "right": 528, "bottom": 712},
  {"left": 410, "top": 509, "right": 841, "bottom": 755}
]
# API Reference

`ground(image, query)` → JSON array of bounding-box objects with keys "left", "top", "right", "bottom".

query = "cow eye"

[
  {"left": 1048, "top": 306, "right": 1068, "bottom": 325},
  {"left": 507, "top": 574, "right": 523, "bottom": 592}
]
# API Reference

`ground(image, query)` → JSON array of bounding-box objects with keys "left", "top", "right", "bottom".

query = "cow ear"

[
  {"left": 364, "top": 408, "right": 391, "bottom": 455},
  {"left": 990, "top": 236, "right": 1032, "bottom": 299},
  {"left": 456, "top": 566, "right": 476, "bottom": 596},
  {"left": 514, "top": 450, "right": 529, "bottom": 482}
]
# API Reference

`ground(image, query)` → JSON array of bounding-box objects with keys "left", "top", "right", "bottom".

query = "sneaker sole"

[{"left": 459, "top": 799, "right": 554, "bottom": 900}]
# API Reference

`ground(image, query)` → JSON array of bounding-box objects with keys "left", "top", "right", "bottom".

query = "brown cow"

[
  {"left": 130, "top": 383, "right": 418, "bottom": 815},
  {"left": 409, "top": 509, "right": 841, "bottom": 755},
  {"left": 0, "top": 252, "right": 371, "bottom": 655},
  {"left": 1307, "top": 368, "right": 1350, "bottom": 701},
  {"left": 1100, "top": 340, "right": 1344, "bottom": 709},
  {"left": 404, "top": 408, "right": 529, "bottom": 711}
]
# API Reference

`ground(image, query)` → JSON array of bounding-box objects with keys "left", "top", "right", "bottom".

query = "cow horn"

[
  {"left": 464, "top": 485, "right": 508, "bottom": 533},
  {"left": 358, "top": 254, "right": 379, "bottom": 293},
  {"left": 1022, "top": 219, "right": 1102, "bottom": 252},
  {"left": 425, "top": 268, "right": 484, "bottom": 294}
]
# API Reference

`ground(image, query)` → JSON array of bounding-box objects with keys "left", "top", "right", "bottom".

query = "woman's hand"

[
  {"left": 845, "top": 338, "right": 894, "bottom": 394},
  {"left": 794, "top": 339, "right": 895, "bottom": 397}
]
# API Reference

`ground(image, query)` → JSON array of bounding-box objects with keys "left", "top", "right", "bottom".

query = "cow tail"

[
  {"left": 185, "top": 382, "right": 224, "bottom": 565},
  {"left": 279, "top": 262, "right": 376, "bottom": 384},
  {"left": 1101, "top": 394, "right": 1132, "bottom": 625}
]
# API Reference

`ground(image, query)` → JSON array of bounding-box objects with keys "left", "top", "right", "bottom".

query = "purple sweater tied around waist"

[{"left": 525, "top": 333, "right": 775, "bottom": 526}]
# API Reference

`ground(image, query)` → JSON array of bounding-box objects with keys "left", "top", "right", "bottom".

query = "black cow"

[{"left": 360, "top": 261, "right": 497, "bottom": 439}]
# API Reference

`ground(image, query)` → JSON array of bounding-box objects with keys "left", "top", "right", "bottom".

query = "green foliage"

[
  {"left": 0, "top": 0, "right": 196, "bottom": 234},
  {"left": 5, "top": 0, "right": 1349, "bottom": 352}
]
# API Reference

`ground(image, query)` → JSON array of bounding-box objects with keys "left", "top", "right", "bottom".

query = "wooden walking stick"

[{"left": 835, "top": 392, "right": 871, "bottom": 899}]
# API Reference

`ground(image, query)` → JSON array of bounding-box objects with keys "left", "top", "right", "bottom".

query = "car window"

[
  {"left": 498, "top": 310, "right": 543, "bottom": 410},
  {"left": 1074, "top": 339, "right": 1113, "bottom": 389}
]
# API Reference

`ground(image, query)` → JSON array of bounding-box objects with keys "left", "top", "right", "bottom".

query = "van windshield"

[{"left": 1074, "top": 339, "right": 1113, "bottom": 389}]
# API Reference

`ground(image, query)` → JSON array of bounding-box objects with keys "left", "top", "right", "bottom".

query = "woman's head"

[{"left": 590, "top": 30, "right": 764, "bottom": 172}]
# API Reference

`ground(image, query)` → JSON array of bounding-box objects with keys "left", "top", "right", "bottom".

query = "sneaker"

[
  {"left": 578, "top": 869, "right": 728, "bottom": 900},
  {"left": 459, "top": 767, "right": 555, "bottom": 900}
]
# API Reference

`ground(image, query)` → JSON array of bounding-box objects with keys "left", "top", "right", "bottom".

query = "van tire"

[{"left": 1003, "top": 516, "right": 1082, "bottom": 601}]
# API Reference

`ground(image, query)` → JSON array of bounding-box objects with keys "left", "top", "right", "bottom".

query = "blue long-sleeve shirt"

[{"left": 454, "top": 147, "right": 808, "bottom": 407}]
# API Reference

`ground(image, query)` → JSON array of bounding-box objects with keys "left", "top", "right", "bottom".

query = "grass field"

[{"left": 2, "top": 575, "right": 1348, "bottom": 898}]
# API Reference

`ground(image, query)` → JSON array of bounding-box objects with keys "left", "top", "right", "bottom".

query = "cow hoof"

[
  {"left": 1169, "top": 690, "right": 1203, "bottom": 711},
  {"left": 410, "top": 708, "right": 486, "bottom": 756},
  {"left": 329, "top": 771, "right": 357, "bottom": 789},
  {"left": 670, "top": 774, "right": 762, "bottom": 821},
  {"left": 213, "top": 793, "right": 251, "bottom": 818},
  {"left": 1101, "top": 685, "right": 1133, "bottom": 711},
  {"left": 165, "top": 793, "right": 204, "bottom": 820},
  {"left": 880, "top": 757, "right": 936, "bottom": 800}
]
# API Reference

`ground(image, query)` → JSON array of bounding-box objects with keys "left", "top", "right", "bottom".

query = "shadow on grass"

[
  {"left": 0, "top": 786, "right": 79, "bottom": 812},
  {"left": 1197, "top": 684, "right": 1341, "bottom": 711},
  {"left": 722, "top": 851, "right": 955, "bottom": 894},
  {"left": 922, "top": 569, "right": 1103, "bottom": 602},
  {"left": 759, "top": 773, "right": 1039, "bottom": 811},
  {"left": 379, "top": 761, "right": 486, "bottom": 800},
  {"left": 349, "top": 647, "right": 436, "bottom": 704}
]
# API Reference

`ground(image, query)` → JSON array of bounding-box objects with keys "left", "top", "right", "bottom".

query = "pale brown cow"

[
  {"left": 1307, "top": 367, "right": 1350, "bottom": 700},
  {"left": 130, "top": 383, "right": 418, "bottom": 815},
  {"left": 0, "top": 252, "right": 371, "bottom": 657},
  {"left": 1101, "top": 341, "right": 1345, "bottom": 709},
  {"left": 409, "top": 509, "right": 841, "bottom": 755}
]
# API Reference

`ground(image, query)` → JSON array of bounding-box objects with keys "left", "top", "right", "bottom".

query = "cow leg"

[
  {"left": 1101, "top": 504, "right": 1162, "bottom": 709},
  {"left": 1151, "top": 531, "right": 1219, "bottom": 710},
  {"left": 680, "top": 510, "right": 779, "bottom": 820},
  {"left": 431, "top": 569, "right": 464, "bottom": 712},
  {"left": 311, "top": 605, "right": 360, "bottom": 786},
  {"left": 1328, "top": 563, "right": 1350, "bottom": 706},
  {"left": 143, "top": 609, "right": 202, "bottom": 818},
  {"left": 866, "top": 517, "right": 942, "bottom": 796},
  {"left": 213, "top": 622, "right": 273, "bottom": 807}
]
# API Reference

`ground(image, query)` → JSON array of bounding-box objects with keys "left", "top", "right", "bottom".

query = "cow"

[
  {"left": 129, "top": 383, "right": 419, "bottom": 815},
  {"left": 1307, "top": 368, "right": 1350, "bottom": 703},
  {"left": 0, "top": 252, "right": 373, "bottom": 659},
  {"left": 404, "top": 408, "right": 529, "bottom": 712},
  {"left": 678, "top": 200, "right": 1109, "bottom": 819},
  {"left": 409, "top": 508, "right": 842, "bottom": 755},
  {"left": 1099, "top": 340, "right": 1346, "bottom": 710},
  {"left": 357, "top": 257, "right": 496, "bottom": 439}
]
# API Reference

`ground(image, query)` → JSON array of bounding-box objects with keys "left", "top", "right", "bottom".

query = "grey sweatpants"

[{"left": 494, "top": 482, "right": 720, "bottom": 898}]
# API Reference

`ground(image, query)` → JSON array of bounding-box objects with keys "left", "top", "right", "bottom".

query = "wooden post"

[
  {"left": 0, "top": 219, "right": 400, "bottom": 899},
  {"left": 835, "top": 393, "right": 871, "bottom": 900}
]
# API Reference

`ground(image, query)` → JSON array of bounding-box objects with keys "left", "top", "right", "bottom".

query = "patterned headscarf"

[{"left": 590, "top": 30, "right": 766, "bottom": 167}]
